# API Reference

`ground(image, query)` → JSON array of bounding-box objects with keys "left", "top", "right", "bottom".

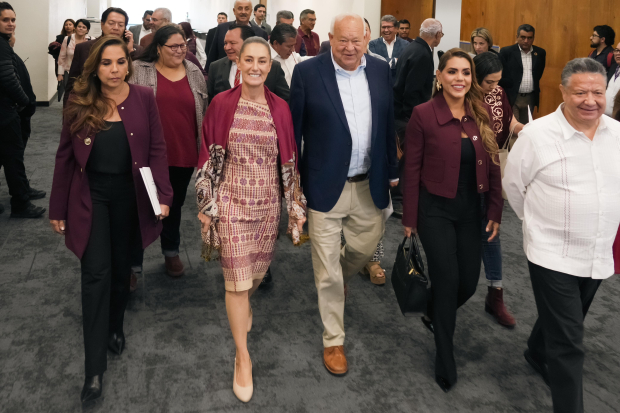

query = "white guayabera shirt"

[{"left": 503, "top": 104, "right": 620, "bottom": 279}]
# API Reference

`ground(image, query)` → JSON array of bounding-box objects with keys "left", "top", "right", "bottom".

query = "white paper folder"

[{"left": 139, "top": 167, "right": 161, "bottom": 216}]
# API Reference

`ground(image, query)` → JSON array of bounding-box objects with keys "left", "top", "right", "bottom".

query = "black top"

[
  {"left": 458, "top": 138, "right": 477, "bottom": 185},
  {"left": 590, "top": 45, "right": 614, "bottom": 72},
  {"left": 87, "top": 121, "right": 132, "bottom": 174},
  {"left": 0, "top": 34, "right": 30, "bottom": 125}
]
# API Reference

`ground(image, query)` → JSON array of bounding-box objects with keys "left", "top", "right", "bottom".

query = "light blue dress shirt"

[{"left": 331, "top": 52, "right": 373, "bottom": 177}]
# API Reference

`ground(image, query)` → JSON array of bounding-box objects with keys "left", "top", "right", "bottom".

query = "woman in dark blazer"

[
  {"left": 49, "top": 36, "right": 173, "bottom": 404},
  {"left": 402, "top": 48, "right": 503, "bottom": 392}
]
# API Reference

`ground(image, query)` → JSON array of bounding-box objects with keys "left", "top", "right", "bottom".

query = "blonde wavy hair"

[
  {"left": 434, "top": 48, "right": 499, "bottom": 164},
  {"left": 63, "top": 36, "right": 133, "bottom": 136}
]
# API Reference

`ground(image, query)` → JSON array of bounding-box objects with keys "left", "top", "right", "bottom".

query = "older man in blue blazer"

[
  {"left": 290, "top": 13, "right": 399, "bottom": 376},
  {"left": 368, "top": 15, "right": 409, "bottom": 83}
]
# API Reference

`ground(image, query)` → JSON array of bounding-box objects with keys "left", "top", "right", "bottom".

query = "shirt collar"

[
  {"left": 555, "top": 103, "right": 608, "bottom": 140},
  {"left": 518, "top": 45, "right": 533, "bottom": 55},
  {"left": 383, "top": 37, "right": 395, "bottom": 46},
  {"left": 431, "top": 92, "right": 475, "bottom": 125},
  {"left": 331, "top": 50, "right": 366, "bottom": 74},
  {"left": 270, "top": 44, "right": 282, "bottom": 60}
]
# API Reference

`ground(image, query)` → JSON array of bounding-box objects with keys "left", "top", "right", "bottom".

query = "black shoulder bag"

[{"left": 391, "top": 235, "right": 429, "bottom": 316}]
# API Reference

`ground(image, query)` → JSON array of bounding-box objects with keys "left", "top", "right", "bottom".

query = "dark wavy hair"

[
  {"left": 75, "top": 19, "right": 91, "bottom": 32},
  {"left": 594, "top": 25, "right": 616, "bottom": 47},
  {"left": 473, "top": 51, "right": 503, "bottom": 85},
  {"left": 434, "top": 48, "right": 499, "bottom": 164},
  {"left": 64, "top": 36, "right": 133, "bottom": 135},
  {"left": 138, "top": 24, "right": 186, "bottom": 63}
]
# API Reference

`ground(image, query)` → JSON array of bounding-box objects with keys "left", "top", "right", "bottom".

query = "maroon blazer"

[
  {"left": 402, "top": 92, "right": 503, "bottom": 229},
  {"left": 49, "top": 84, "right": 174, "bottom": 259},
  {"left": 64, "top": 38, "right": 144, "bottom": 106}
]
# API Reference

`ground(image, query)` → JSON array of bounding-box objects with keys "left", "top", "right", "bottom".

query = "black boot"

[
  {"left": 80, "top": 374, "right": 103, "bottom": 403},
  {"left": 108, "top": 331, "right": 125, "bottom": 355},
  {"left": 435, "top": 375, "right": 454, "bottom": 393}
]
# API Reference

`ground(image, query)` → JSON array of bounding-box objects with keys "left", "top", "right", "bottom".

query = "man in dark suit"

[
  {"left": 208, "top": 24, "right": 289, "bottom": 104},
  {"left": 368, "top": 15, "right": 409, "bottom": 82},
  {"left": 499, "top": 24, "right": 546, "bottom": 124},
  {"left": 128, "top": 10, "right": 152, "bottom": 44},
  {"left": 205, "top": 12, "right": 228, "bottom": 57},
  {"left": 289, "top": 14, "right": 398, "bottom": 376},
  {"left": 206, "top": 0, "right": 268, "bottom": 70},
  {"left": 392, "top": 18, "right": 443, "bottom": 216},
  {"left": 64, "top": 7, "right": 144, "bottom": 106}
]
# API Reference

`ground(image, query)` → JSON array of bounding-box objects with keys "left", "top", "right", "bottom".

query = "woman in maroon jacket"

[
  {"left": 48, "top": 36, "right": 173, "bottom": 404},
  {"left": 402, "top": 48, "right": 502, "bottom": 392}
]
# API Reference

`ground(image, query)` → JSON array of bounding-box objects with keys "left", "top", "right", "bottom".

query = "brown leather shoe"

[
  {"left": 485, "top": 287, "right": 516, "bottom": 328},
  {"left": 165, "top": 256, "right": 185, "bottom": 277},
  {"left": 323, "top": 345, "right": 348, "bottom": 376},
  {"left": 129, "top": 270, "right": 138, "bottom": 293}
]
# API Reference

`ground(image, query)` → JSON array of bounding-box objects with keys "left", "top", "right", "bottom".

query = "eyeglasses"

[
  {"left": 163, "top": 43, "right": 188, "bottom": 52},
  {"left": 591, "top": 34, "right": 601, "bottom": 38},
  {"left": 613, "top": 49, "right": 620, "bottom": 54}
]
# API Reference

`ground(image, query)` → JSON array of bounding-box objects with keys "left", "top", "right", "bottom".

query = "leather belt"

[
  {"left": 347, "top": 173, "right": 368, "bottom": 183},
  {"left": 519, "top": 92, "right": 532, "bottom": 97}
]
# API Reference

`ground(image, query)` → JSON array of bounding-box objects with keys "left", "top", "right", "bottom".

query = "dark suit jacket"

[
  {"left": 289, "top": 52, "right": 399, "bottom": 212},
  {"left": 49, "top": 84, "right": 173, "bottom": 259},
  {"left": 368, "top": 36, "right": 410, "bottom": 82},
  {"left": 64, "top": 38, "right": 144, "bottom": 106},
  {"left": 499, "top": 44, "right": 546, "bottom": 108},
  {"left": 206, "top": 21, "right": 268, "bottom": 70},
  {"left": 207, "top": 56, "right": 289, "bottom": 104},
  {"left": 393, "top": 37, "right": 434, "bottom": 127},
  {"left": 402, "top": 92, "right": 503, "bottom": 229},
  {"left": 14, "top": 52, "right": 36, "bottom": 138},
  {"left": 318, "top": 40, "right": 330, "bottom": 55},
  {"left": 607, "top": 60, "right": 618, "bottom": 83},
  {"left": 205, "top": 28, "right": 216, "bottom": 57}
]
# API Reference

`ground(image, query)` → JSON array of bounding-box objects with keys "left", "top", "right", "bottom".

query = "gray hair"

[
  {"left": 276, "top": 10, "right": 294, "bottom": 25},
  {"left": 300, "top": 9, "right": 315, "bottom": 21},
  {"left": 240, "top": 36, "right": 271, "bottom": 60},
  {"left": 420, "top": 18, "right": 442, "bottom": 37},
  {"left": 233, "top": 0, "right": 252, "bottom": 7},
  {"left": 561, "top": 58, "right": 607, "bottom": 86},
  {"left": 329, "top": 13, "right": 366, "bottom": 36},
  {"left": 154, "top": 7, "right": 172, "bottom": 22},
  {"left": 381, "top": 15, "right": 398, "bottom": 26}
]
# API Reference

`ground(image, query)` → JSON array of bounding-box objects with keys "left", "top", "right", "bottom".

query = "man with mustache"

[{"left": 205, "top": 0, "right": 268, "bottom": 71}]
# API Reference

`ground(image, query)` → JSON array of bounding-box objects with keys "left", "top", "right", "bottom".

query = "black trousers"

[
  {"left": 417, "top": 185, "right": 481, "bottom": 385},
  {"left": 0, "top": 117, "right": 29, "bottom": 209},
  {"left": 131, "top": 166, "right": 193, "bottom": 270},
  {"left": 526, "top": 261, "right": 601, "bottom": 413},
  {"left": 81, "top": 171, "right": 138, "bottom": 376}
]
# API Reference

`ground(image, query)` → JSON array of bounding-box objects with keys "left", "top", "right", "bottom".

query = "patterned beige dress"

[{"left": 217, "top": 98, "right": 281, "bottom": 291}]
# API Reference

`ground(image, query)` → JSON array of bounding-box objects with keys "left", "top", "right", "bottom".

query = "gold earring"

[{"left": 436, "top": 81, "right": 442, "bottom": 91}]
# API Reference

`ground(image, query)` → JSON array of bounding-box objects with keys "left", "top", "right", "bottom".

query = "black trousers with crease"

[
  {"left": 417, "top": 184, "right": 481, "bottom": 385},
  {"left": 526, "top": 261, "right": 601, "bottom": 413},
  {"left": 80, "top": 171, "right": 138, "bottom": 376}
]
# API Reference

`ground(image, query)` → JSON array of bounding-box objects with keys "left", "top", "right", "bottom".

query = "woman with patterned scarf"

[{"left": 195, "top": 37, "right": 306, "bottom": 403}]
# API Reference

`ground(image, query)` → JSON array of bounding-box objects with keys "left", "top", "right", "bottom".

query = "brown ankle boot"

[
  {"left": 485, "top": 287, "right": 516, "bottom": 328},
  {"left": 165, "top": 256, "right": 185, "bottom": 277}
]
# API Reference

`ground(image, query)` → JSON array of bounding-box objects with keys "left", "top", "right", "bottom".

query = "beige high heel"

[
  {"left": 233, "top": 357, "right": 253, "bottom": 402},
  {"left": 248, "top": 306, "right": 253, "bottom": 333}
]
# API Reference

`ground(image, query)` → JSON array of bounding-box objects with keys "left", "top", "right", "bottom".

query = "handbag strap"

[{"left": 501, "top": 123, "right": 518, "bottom": 151}]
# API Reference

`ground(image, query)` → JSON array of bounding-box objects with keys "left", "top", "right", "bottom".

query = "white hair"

[
  {"left": 420, "top": 18, "right": 442, "bottom": 37},
  {"left": 233, "top": 0, "right": 252, "bottom": 8},
  {"left": 154, "top": 7, "right": 172, "bottom": 22},
  {"left": 329, "top": 13, "right": 366, "bottom": 36}
]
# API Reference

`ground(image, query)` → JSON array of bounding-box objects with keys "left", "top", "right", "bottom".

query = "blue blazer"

[
  {"left": 368, "top": 37, "right": 409, "bottom": 81},
  {"left": 289, "top": 52, "right": 399, "bottom": 213}
]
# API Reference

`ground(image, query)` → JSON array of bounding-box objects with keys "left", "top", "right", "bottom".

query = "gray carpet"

[{"left": 0, "top": 101, "right": 618, "bottom": 413}]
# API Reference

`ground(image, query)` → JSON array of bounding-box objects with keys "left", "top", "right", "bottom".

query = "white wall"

[
  {"left": 13, "top": 0, "right": 87, "bottom": 102},
  {"left": 434, "top": 0, "right": 462, "bottom": 67},
  {"left": 265, "top": 0, "right": 380, "bottom": 43}
]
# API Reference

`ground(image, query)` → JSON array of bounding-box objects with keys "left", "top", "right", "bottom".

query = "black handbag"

[{"left": 391, "top": 235, "right": 429, "bottom": 316}]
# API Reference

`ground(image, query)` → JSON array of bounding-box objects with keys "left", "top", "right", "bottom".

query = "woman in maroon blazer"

[
  {"left": 402, "top": 48, "right": 503, "bottom": 392},
  {"left": 48, "top": 36, "right": 173, "bottom": 404}
]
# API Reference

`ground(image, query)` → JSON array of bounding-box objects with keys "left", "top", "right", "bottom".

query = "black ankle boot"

[
  {"left": 81, "top": 374, "right": 103, "bottom": 403},
  {"left": 108, "top": 331, "right": 125, "bottom": 355}
]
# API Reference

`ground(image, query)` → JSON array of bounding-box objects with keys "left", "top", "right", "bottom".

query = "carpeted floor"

[{"left": 0, "top": 101, "right": 618, "bottom": 413}]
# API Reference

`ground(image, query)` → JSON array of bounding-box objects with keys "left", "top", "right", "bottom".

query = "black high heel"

[
  {"left": 81, "top": 374, "right": 103, "bottom": 403},
  {"left": 108, "top": 331, "right": 125, "bottom": 355},
  {"left": 421, "top": 316, "right": 434, "bottom": 334},
  {"left": 435, "top": 375, "right": 454, "bottom": 393}
]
